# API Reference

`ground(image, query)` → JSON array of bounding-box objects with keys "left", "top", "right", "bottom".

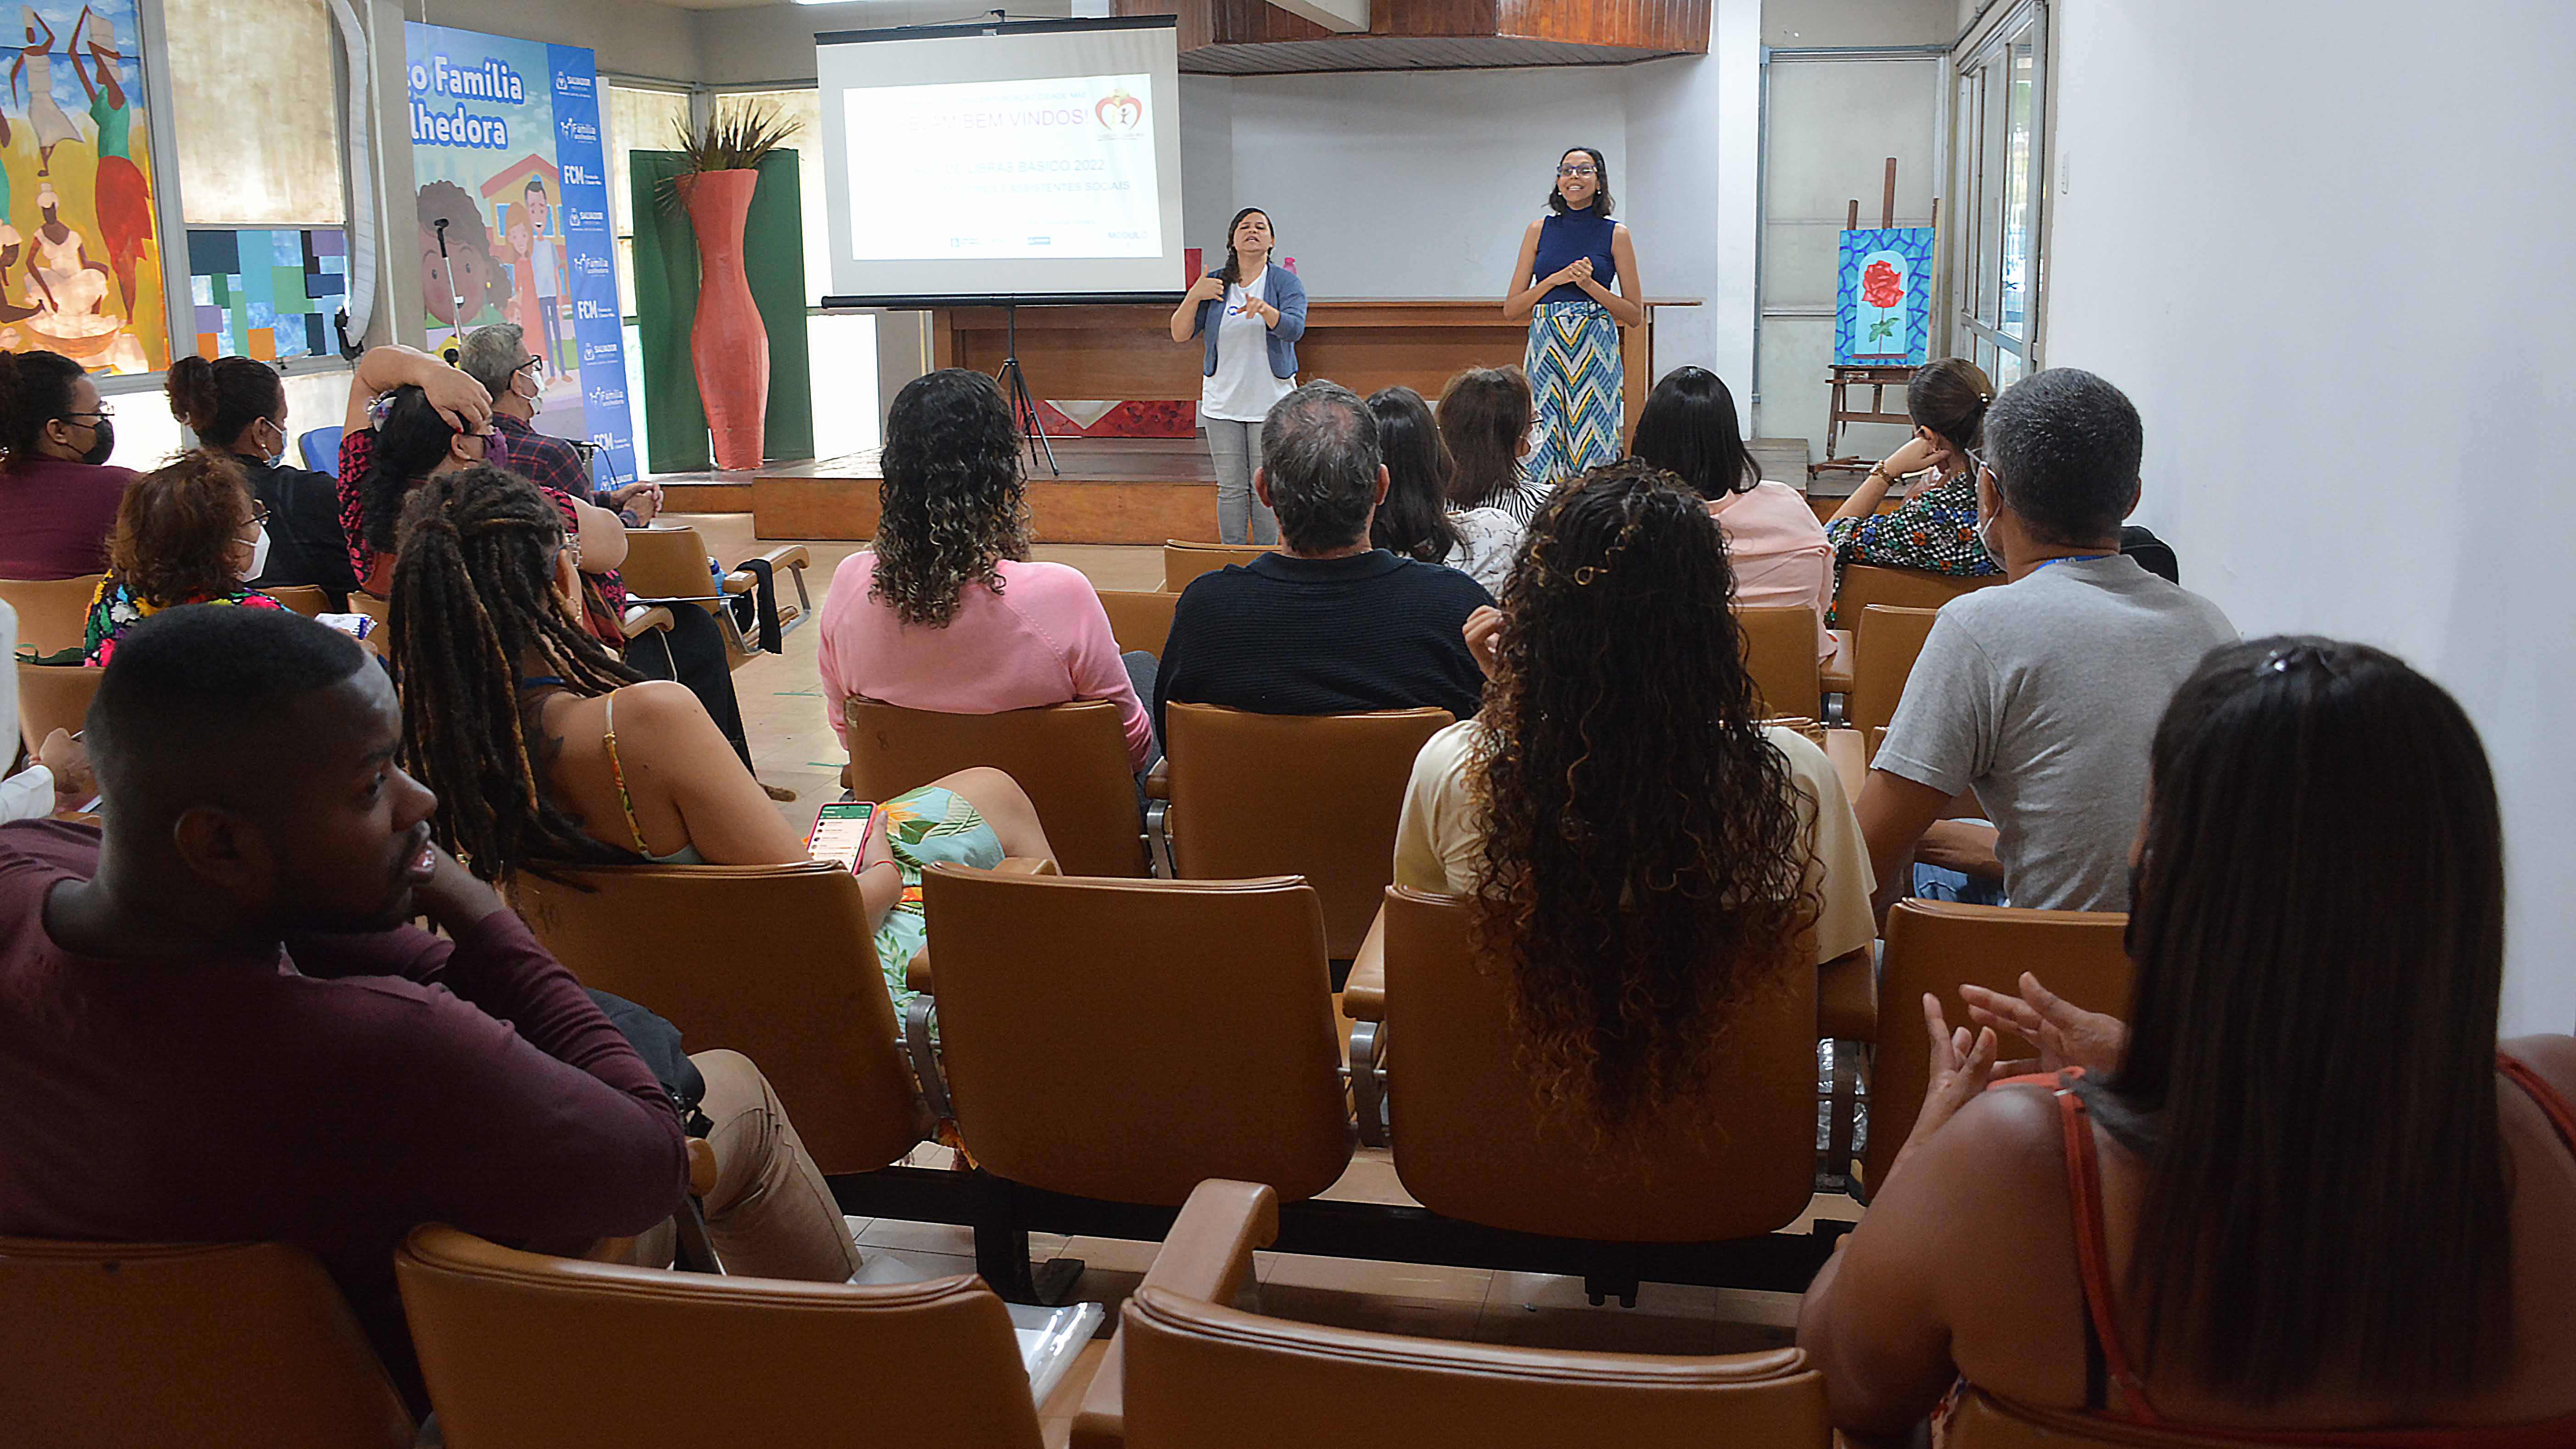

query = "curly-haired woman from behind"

[
  {"left": 1800, "top": 639, "right": 2576, "bottom": 1441},
  {"left": 393, "top": 465, "right": 1055, "bottom": 1013},
  {"left": 83, "top": 451, "right": 286, "bottom": 666},
  {"left": 816, "top": 367, "right": 1156, "bottom": 770},
  {"left": 1391, "top": 459, "right": 1876, "bottom": 1132}
]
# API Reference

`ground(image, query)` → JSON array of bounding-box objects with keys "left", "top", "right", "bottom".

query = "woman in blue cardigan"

[{"left": 1169, "top": 207, "right": 1306, "bottom": 545}]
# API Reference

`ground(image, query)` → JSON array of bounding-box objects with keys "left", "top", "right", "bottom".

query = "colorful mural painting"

[
  {"left": 405, "top": 22, "right": 634, "bottom": 478},
  {"left": 187, "top": 227, "right": 345, "bottom": 362},
  {"left": 1834, "top": 226, "right": 1935, "bottom": 367},
  {"left": 0, "top": 0, "right": 163, "bottom": 374}
]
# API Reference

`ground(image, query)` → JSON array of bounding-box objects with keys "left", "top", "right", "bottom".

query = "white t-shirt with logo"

[{"left": 1201, "top": 268, "right": 1295, "bottom": 423}]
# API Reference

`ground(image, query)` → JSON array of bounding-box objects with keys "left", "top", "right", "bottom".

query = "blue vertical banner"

[
  {"left": 403, "top": 23, "right": 637, "bottom": 482},
  {"left": 543, "top": 46, "right": 635, "bottom": 482}
]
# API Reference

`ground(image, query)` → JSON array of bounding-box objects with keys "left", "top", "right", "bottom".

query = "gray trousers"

[{"left": 1205, "top": 418, "right": 1279, "bottom": 546}]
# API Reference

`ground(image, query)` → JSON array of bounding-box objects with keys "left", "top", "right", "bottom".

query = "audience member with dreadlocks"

[
  {"left": 816, "top": 368, "right": 1156, "bottom": 769},
  {"left": 393, "top": 466, "right": 1051, "bottom": 1014},
  {"left": 1391, "top": 459, "right": 1875, "bottom": 1133}
]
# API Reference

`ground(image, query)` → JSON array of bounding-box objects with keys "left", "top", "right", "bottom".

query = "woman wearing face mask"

[
  {"left": 1170, "top": 206, "right": 1305, "bottom": 546},
  {"left": 1504, "top": 146, "right": 1644, "bottom": 494},
  {"left": 165, "top": 354, "right": 360, "bottom": 610},
  {"left": 1821, "top": 357, "right": 2001, "bottom": 613},
  {"left": 0, "top": 348, "right": 135, "bottom": 581},
  {"left": 333, "top": 347, "right": 625, "bottom": 613},
  {"left": 80, "top": 451, "right": 287, "bottom": 666}
]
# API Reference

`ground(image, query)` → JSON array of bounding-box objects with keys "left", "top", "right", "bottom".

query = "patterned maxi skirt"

[{"left": 1522, "top": 299, "right": 1623, "bottom": 489}]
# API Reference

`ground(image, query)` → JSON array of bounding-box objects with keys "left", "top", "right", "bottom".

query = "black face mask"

[{"left": 75, "top": 418, "right": 113, "bottom": 466}]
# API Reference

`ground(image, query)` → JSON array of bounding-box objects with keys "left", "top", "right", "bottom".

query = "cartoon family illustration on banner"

[
  {"left": 406, "top": 22, "right": 635, "bottom": 479},
  {"left": 0, "top": 0, "right": 161, "bottom": 374}
]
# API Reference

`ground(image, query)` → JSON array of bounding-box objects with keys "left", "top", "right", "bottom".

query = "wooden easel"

[{"left": 1811, "top": 159, "right": 1938, "bottom": 484}]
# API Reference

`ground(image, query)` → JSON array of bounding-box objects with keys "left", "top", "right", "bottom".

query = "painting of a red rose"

[{"left": 1862, "top": 260, "right": 1905, "bottom": 309}]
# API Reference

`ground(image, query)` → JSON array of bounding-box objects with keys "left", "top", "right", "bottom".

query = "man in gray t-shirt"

[{"left": 1860, "top": 368, "right": 2237, "bottom": 913}]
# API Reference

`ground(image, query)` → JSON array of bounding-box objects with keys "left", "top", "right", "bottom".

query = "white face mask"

[
  {"left": 239, "top": 524, "right": 270, "bottom": 581},
  {"left": 514, "top": 370, "right": 543, "bottom": 417}
]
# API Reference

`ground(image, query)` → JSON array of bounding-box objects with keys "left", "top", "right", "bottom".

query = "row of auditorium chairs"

[
  {"left": 518, "top": 842, "right": 2130, "bottom": 1240},
  {"left": 1117, "top": 544, "right": 1995, "bottom": 728},
  {"left": 3, "top": 1178, "right": 1880, "bottom": 1449}
]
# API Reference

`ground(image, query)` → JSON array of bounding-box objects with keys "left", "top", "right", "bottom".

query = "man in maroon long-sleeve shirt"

[{"left": 0, "top": 606, "right": 689, "bottom": 1414}]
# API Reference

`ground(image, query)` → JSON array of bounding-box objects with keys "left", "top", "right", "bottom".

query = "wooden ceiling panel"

[{"left": 1116, "top": 0, "right": 1708, "bottom": 73}]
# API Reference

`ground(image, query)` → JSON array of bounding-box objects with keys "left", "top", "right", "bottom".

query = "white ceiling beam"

[{"left": 1266, "top": 0, "right": 1369, "bottom": 34}]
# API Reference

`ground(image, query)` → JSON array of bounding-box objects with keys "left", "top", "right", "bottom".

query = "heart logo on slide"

[{"left": 1094, "top": 87, "right": 1145, "bottom": 133}]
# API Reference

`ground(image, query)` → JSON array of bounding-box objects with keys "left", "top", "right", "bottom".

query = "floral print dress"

[
  {"left": 84, "top": 576, "right": 286, "bottom": 666},
  {"left": 869, "top": 785, "right": 1005, "bottom": 1016}
]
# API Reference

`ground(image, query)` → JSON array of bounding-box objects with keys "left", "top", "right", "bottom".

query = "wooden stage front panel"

[
  {"left": 930, "top": 297, "right": 1695, "bottom": 442},
  {"left": 753, "top": 440, "right": 1222, "bottom": 544}
]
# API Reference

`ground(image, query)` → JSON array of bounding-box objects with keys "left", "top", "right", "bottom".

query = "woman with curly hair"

[
  {"left": 1392, "top": 459, "right": 1876, "bottom": 1131},
  {"left": 817, "top": 368, "right": 1155, "bottom": 770},
  {"left": 83, "top": 452, "right": 287, "bottom": 666},
  {"left": 393, "top": 465, "right": 1055, "bottom": 1010}
]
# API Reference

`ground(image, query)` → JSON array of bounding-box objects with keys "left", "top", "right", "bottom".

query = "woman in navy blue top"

[
  {"left": 1170, "top": 207, "right": 1308, "bottom": 545},
  {"left": 1504, "top": 147, "right": 1644, "bottom": 496}
]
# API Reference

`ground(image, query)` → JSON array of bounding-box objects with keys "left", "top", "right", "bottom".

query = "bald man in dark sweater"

[{"left": 1155, "top": 382, "right": 1493, "bottom": 740}]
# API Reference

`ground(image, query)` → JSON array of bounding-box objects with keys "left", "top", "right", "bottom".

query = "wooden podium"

[{"left": 928, "top": 297, "right": 1699, "bottom": 442}]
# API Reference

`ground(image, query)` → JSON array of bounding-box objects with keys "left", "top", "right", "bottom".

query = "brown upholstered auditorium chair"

[
  {"left": 1072, "top": 1179, "right": 1833, "bottom": 1449},
  {"left": 1161, "top": 539, "right": 1270, "bottom": 592},
  {"left": 1848, "top": 602, "right": 1943, "bottom": 742},
  {"left": 0, "top": 573, "right": 104, "bottom": 657},
  {"left": 1860, "top": 899, "right": 2132, "bottom": 1195},
  {"left": 845, "top": 696, "right": 1149, "bottom": 877},
  {"left": 0, "top": 1236, "right": 416, "bottom": 1448},
  {"left": 397, "top": 1225, "right": 1084, "bottom": 1447},
  {"left": 1377, "top": 887, "right": 1819, "bottom": 1244},
  {"left": 1162, "top": 702, "right": 1453, "bottom": 958},
  {"left": 512, "top": 861, "right": 926, "bottom": 1178},
  {"left": 261, "top": 583, "right": 332, "bottom": 617},
  {"left": 1096, "top": 587, "right": 1180, "bottom": 658},
  {"left": 619, "top": 524, "right": 813, "bottom": 659},
  {"left": 918, "top": 864, "right": 1354, "bottom": 1209},
  {"left": 15, "top": 660, "right": 102, "bottom": 754},
  {"left": 1837, "top": 560, "right": 2002, "bottom": 616},
  {"left": 1737, "top": 604, "right": 1826, "bottom": 723}
]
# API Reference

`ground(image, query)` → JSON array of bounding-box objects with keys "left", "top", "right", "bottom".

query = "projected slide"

[{"left": 846, "top": 74, "right": 1164, "bottom": 262}]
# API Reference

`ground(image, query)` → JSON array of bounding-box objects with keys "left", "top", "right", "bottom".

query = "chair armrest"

[
  {"left": 1822, "top": 728, "right": 1868, "bottom": 810},
  {"left": 1342, "top": 902, "right": 1388, "bottom": 1021},
  {"left": 905, "top": 947, "right": 933, "bottom": 996},
  {"left": 719, "top": 571, "right": 757, "bottom": 596},
  {"left": 621, "top": 604, "right": 674, "bottom": 640},
  {"left": 1821, "top": 630, "right": 1855, "bottom": 694},
  {"left": 1142, "top": 757, "right": 1170, "bottom": 801},
  {"left": 756, "top": 544, "right": 810, "bottom": 572},
  {"left": 625, "top": 592, "right": 725, "bottom": 607},
  {"left": 991, "top": 856, "right": 1060, "bottom": 876},
  {"left": 1071, "top": 1181, "right": 1279, "bottom": 1449},
  {"left": 1817, "top": 944, "right": 1877, "bottom": 1043}
]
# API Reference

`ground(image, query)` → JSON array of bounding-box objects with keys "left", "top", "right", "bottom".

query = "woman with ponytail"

[
  {"left": 395, "top": 464, "right": 1055, "bottom": 1016},
  {"left": 0, "top": 348, "right": 135, "bottom": 580},
  {"left": 167, "top": 354, "right": 358, "bottom": 608},
  {"left": 1822, "top": 357, "right": 2003, "bottom": 606}
]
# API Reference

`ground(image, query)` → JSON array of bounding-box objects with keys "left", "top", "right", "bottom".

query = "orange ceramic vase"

[{"left": 680, "top": 169, "right": 768, "bottom": 470}]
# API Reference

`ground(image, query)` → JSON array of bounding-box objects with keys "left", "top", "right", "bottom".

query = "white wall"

[
  {"left": 1626, "top": 0, "right": 1761, "bottom": 387},
  {"left": 2041, "top": 0, "right": 2576, "bottom": 1032},
  {"left": 1216, "top": 67, "right": 1629, "bottom": 299}
]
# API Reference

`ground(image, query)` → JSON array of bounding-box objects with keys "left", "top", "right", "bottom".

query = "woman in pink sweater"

[{"left": 816, "top": 369, "right": 1155, "bottom": 770}]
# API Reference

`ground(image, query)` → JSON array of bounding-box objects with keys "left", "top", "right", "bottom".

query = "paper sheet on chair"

[{"left": 1009, "top": 1300, "right": 1105, "bottom": 1406}]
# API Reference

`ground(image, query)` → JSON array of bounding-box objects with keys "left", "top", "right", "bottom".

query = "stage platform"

[{"left": 751, "top": 437, "right": 1221, "bottom": 544}]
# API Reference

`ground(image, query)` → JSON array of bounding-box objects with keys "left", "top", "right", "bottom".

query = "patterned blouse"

[
  {"left": 85, "top": 575, "right": 285, "bottom": 666},
  {"left": 1442, "top": 506, "right": 1524, "bottom": 594},
  {"left": 1821, "top": 467, "right": 2001, "bottom": 619}
]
